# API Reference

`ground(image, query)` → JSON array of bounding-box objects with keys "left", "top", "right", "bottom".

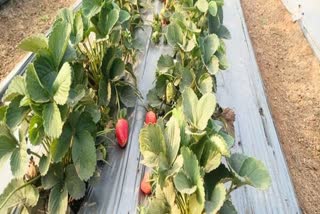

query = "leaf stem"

[
  {"left": 27, "top": 149, "right": 41, "bottom": 159},
  {"left": 0, "top": 175, "right": 40, "bottom": 210}
]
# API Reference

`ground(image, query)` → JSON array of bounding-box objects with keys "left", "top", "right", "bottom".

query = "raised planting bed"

[{"left": 0, "top": 0, "right": 300, "bottom": 213}]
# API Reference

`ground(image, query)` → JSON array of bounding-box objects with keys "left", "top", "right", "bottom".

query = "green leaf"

[
  {"left": 118, "top": 10, "right": 130, "bottom": 24},
  {"left": 98, "top": 79, "right": 111, "bottom": 106},
  {"left": 29, "top": 115, "right": 45, "bottom": 145},
  {"left": 146, "top": 199, "right": 169, "bottom": 214},
  {"left": 208, "top": 1, "right": 218, "bottom": 16},
  {"left": 210, "top": 134, "right": 229, "bottom": 157},
  {"left": 50, "top": 123, "right": 72, "bottom": 163},
  {"left": 164, "top": 117, "right": 180, "bottom": 165},
  {"left": 181, "top": 147, "right": 200, "bottom": 184},
  {"left": 200, "top": 34, "right": 220, "bottom": 64},
  {"left": 228, "top": 153, "right": 271, "bottom": 189},
  {"left": 39, "top": 154, "right": 51, "bottom": 176},
  {"left": 98, "top": 8, "right": 120, "bottom": 36},
  {"left": 219, "top": 200, "right": 237, "bottom": 214},
  {"left": 139, "top": 124, "right": 166, "bottom": 167},
  {"left": 48, "top": 184, "right": 68, "bottom": 214},
  {"left": 57, "top": 8, "right": 73, "bottom": 24},
  {"left": 147, "top": 88, "right": 162, "bottom": 107},
  {"left": 49, "top": 20, "right": 72, "bottom": 68},
  {"left": 41, "top": 163, "right": 63, "bottom": 190},
  {"left": 72, "top": 131, "right": 97, "bottom": 181},
  {"left": 206, "top": 55, "right": 220, "bottom": 75},
  {"left": 5, "top": 96, "right": 29, "bottom": 128},
  {"left": 82, "top": 0, "right": 103, "bottom": 18},
  {"left": 2, "top": 76, "right": 26, "bottom": 102},
  {"left": 204, "top": 164, "right": 232, "bottom": 198},
  {"left": 65, "top": 164, "right": 86, "bottom": 199},
  {"left": 188, "top": 192, "right": 205, "bottom": 214},
  {"left": 71, "top": 12, "right": 84, "bottom": 44},
  {"left": 205, "top": 183, "right": 226, "bottom": 214},
  {"left": 76, "top": 111, "right": 96, "bottom": 134},
  {"left": 195, "top": 0, "right": 208, "bottom": 12},
  {"left": 174, "top": 171, "right": 197, "bottom": 194},
  {"left": 43, "top": 102, "right": 63, "bottom": 139},
  {"left": 118, "top": 85, "right": 137, "bottom": 108},
  {"left": 110, "top": 58, "right": 125, "bottom": 80},
  {"left": 182, "top": 87, "right": 216, "bottom": 130},
  {"left": 157, "top": 55, "right": 174, "bottom": 73},
  {"left": 19, "top": 35, "right": 48, "bottom": 53},
  {"left": 0, "top": 134, "right": 17, "bottom": 168},
  {"left": 52, "top": 62, "right": 72, "bottom": 105},
  {"left": 25, "top": 64, "right": 50, "bottom": 102},
  {"left": 0, "top": 106, "right": 7, "bottom": 122},
  {"left": 217, "top": 25, "right": 231, "bottom": 39},
  {"left": 0, "top": 179, "right": 39, "bottom": 213},
  {"left": 10, "top": 139, "right": 28, "bottom": 178},
  {"left": 198, "top": 73, "right": 213, "bottom": 94},
  {"left": 180, "top": 68, "right": 195, "bottom": 92},
  {"left": 166, "top": 23, "right": 184, "bottom": 47}
]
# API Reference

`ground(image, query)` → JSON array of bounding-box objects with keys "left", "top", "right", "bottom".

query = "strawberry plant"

[
  {"left": 0, "top": 0, "right": 143, "bottom": 212},
  {"left": 140, "top": 0, "right": 271, "bottom": 213}
]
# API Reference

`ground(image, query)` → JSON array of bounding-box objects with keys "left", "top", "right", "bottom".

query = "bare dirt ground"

[
  {"left": 0, "top": 0, "right": 75, "bottom": 80},
  {"left": 241, "top": 0, "right": 320, "bottom": 213}
]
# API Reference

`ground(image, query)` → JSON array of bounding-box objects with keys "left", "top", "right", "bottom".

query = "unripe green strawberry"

[
  {"left": 145, "top": 111, "right": 157, "bottom": 124},
  {"left": 115, "top": 119, "right": 129, "bottom": 148}
]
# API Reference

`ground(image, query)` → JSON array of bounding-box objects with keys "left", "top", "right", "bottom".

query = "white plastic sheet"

[{"left": 282, "top": 0, "right": 320, "bottom": 59}]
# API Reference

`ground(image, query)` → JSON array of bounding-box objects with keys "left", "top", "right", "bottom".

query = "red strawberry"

[
  {"left": 145, "top": 111, "right": 157, "bottom": 124},
  {"left": 140, "top": 173, "right": 152, "bottom": 195},
  {"left": 115, "top": 119, "right": 129, "bottom": 148}
]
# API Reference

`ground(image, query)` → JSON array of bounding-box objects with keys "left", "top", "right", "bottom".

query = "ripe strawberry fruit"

[
  {"left": 145, "top": 111, "right": 157, "bottom": 124},
  {"left": 141, "top": 173, "right": 152, "bottom": 195},
  {"left": 115, "top": 118, "right": 129, "bottom": 148}
]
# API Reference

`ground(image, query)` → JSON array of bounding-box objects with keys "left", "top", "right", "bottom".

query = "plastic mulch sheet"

[
  {"left": 0, "top": 0, "right": 301, "bottom": 213},
  {"left": 282, "top": 0, "right": 320, "bottom": 60}
]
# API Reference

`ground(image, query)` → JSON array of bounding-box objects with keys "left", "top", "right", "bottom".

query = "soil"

[
  {"left": 241, "top": 0, "right": 320, "bottom": 213},
  {"left": 0, "top": 0, "right": 75, "bottom": 81}
]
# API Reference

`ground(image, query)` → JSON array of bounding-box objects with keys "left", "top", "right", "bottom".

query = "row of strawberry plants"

[
  {"left": 0, "top": 0, "right": 143, "bottom": 213},
  {"left": 138, "top": 0, "right": 271, "bottom": 213}
]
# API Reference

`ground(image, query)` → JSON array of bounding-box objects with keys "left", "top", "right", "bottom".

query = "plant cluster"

[
  {"left": 0, "top": 0, "right": 143, "bottom": 213},
  {"left": 139, "top": 0, "right": 271, "bottom": 213}
]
